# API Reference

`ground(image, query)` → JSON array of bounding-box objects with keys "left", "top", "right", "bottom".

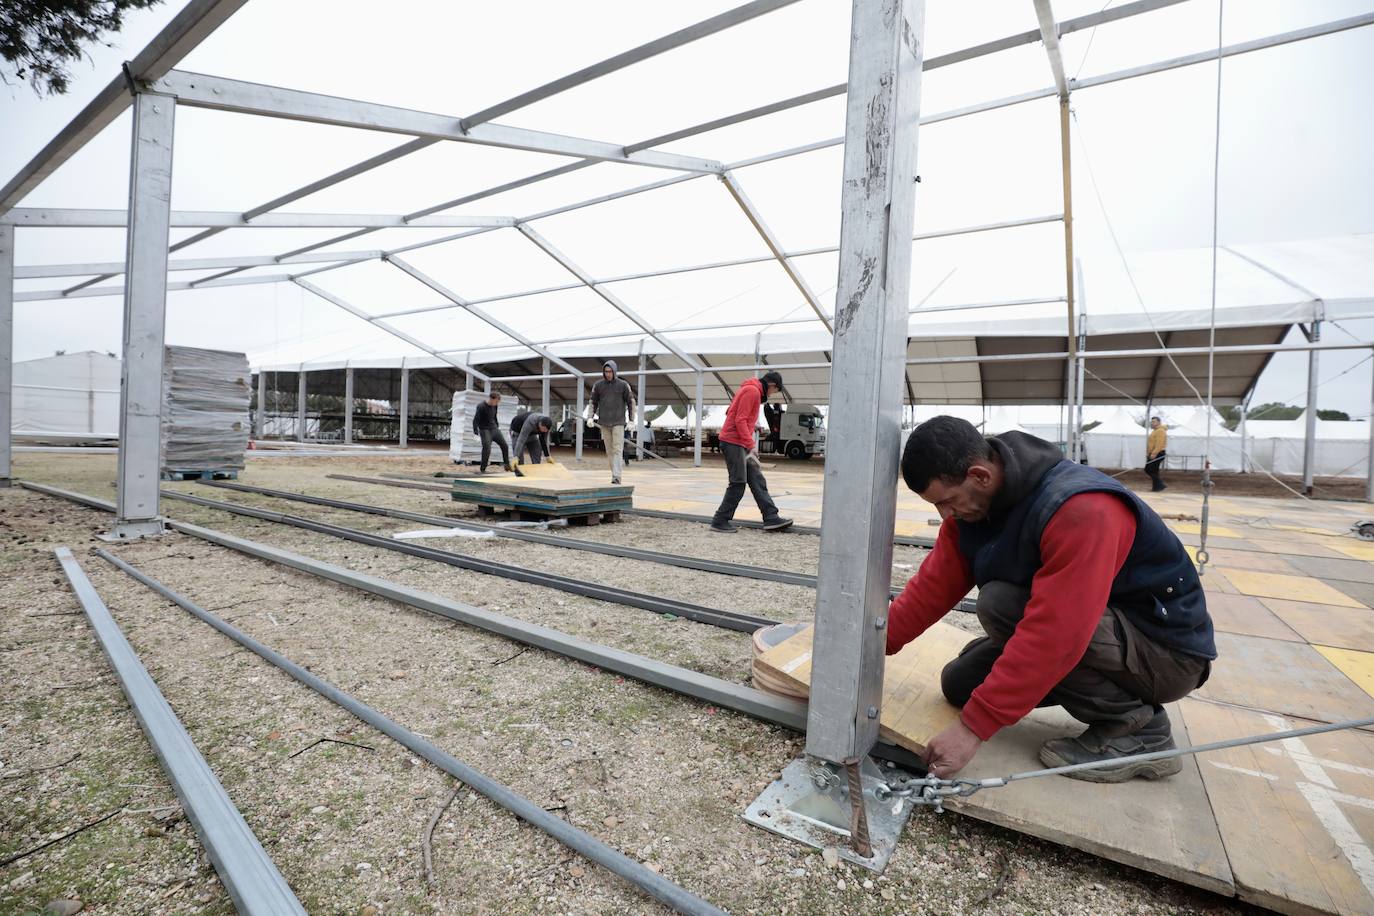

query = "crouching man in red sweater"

[{"left": 889, "top": 417, "right": 1216, "bottom": 783}]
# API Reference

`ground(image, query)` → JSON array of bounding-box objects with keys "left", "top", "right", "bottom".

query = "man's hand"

[{"left": 922, "top": 720, "right": 983, "bottom": 777}]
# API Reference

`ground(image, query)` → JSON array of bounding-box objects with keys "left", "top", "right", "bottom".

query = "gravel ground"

[{"left": 1, "top": 452, "right": 1247, "bottom": 915}]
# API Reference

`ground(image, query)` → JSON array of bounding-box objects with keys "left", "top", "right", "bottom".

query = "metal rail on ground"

[
  {"left": 333, "top": 472, "right": 941, "bottom": 549},
  {"left": 21, "top": 480, "right": 925, "bottom": 771},
  {"left": 95, "top": 549, "right": 726, "bottom": 916},
  {"left": 53, "top": 546, "right": 306, "bottom": 916},
  {"left": 160, "top": 488, "right": 775, "bottom": 633},
  {"left": 196, "top": 480, "right": 978, "bottom": 613}
]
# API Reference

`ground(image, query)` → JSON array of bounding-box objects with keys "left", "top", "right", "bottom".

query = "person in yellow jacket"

[{"left": 1145, "top": 416, "right": 1168, "bottom": 492}]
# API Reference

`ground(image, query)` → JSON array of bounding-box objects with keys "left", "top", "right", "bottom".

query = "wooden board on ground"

[
  {"left": 450, "top": 476, "right": 633, "bottom": 519},
  {"left": 1261, "top": 598, "right": 1374, "bottom": 653},
  {"left": 752, "top": 623, "right": 965, "bottom": 752},
  {"left": 950, "top": 702, "right": 1235, "bottom": 897},
  {"left": 754, "top": 624, "right": 1234, "bottom": 896},
  {"left": 1198, "top": 633, "right": 1374, "bottom": 725},
  {"left": 1204, "top": 593, "right": 1303, "bottom": 642},
  {"left": 1217, "top": 569, "right": 1364, "bottom": 608},
  {"left": 1180, "top": 699, "right": 1374, "bottom": 915}
]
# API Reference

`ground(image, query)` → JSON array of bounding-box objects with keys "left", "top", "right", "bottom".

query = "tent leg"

[
  {"left": 1302, "top": 320, "right": 1321, "bottom": 495},
  {"left": 1367, "top": 349, "right": 1373, "bottom": 503},
  {"left": 694, "top": 372, "right": 704, "bottom": 468},
  {"left": 575, "top": 384, "right": 584, "bottom": 462},
  {"left": 108, "top": 93, "right": 175, "bottom": 540},
  {"left": 343, "top": 367, "right": 354, "bottom": 445},
  {"left": 296, "top": 371, "right": 306, "bottom": 442},
  {"left": 398, "top": 367, "right": 409, "bottom": 448},
  {"left": 254, "top": 368, "right": 266, "bottom": 439},
  {"left": 0, "top": 226, "right": 11, "bottom": 487},
  {"left": 636, "top": 353, "right": 647, "bottom": 461}
]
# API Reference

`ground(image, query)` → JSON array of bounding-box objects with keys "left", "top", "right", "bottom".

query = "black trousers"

[
  {"left": 478, "top": 427, "right": 509, "bottom": 470},
  {"left": 941, "top": 581, "right": 1209, "bottom": 737},
  {"left": 711, "top": 442, "right": 780, "bottom": 524},
  {"left": 1145, "top": 452, "right": 1166, "bottom": 491}
]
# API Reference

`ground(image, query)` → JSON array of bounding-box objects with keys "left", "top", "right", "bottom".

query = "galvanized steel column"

[
  {"left": 1367, "top": 351, "right": 1373, "bottom": 502},
  {"left": 636, "top": 351, "right": 647, "bottom": 460},
  {"left": 296, "top": 369, "right": 306, "bottom": 442},
  {"left": 541, "top": 357, "right": 551, "bottom": 416},
  {"left": 694, "top": 371, "right": 704, "bottom": 467},
  {"left": 254, "top": 368, "right": 265, "bottom": 439},
  {"left": 398, "top": 365, "right": 409, "bottom": 448},
  {"left": 343, "top": 366, "right": 354, "bottom": 444},
  {"left": 0, "top": 225, "right": 12, "bottom": 486},
  {"left": 111, "top": 93, "right": 175, "bottom": 538},
  {"left": 806, "top": 0, "right": 925, "bottom": 764},
  {"left": 1303, "top": 319, "right": 1321, "bottom": 495},
  {"left": 575, "top": 383, "right": 585, "bottom": 461}
]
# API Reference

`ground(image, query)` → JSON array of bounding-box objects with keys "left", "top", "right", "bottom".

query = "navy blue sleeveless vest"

[{"left": 955, "top": 433, "right": 1216, "bottom": 660}]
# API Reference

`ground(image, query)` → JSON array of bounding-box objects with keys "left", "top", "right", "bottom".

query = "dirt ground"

[{"left": 1, "top": 452, "right": 1247, "bottom": 915}]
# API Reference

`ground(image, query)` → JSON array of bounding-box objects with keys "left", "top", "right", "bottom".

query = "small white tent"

[
  {"left": 1165, "top": 407, "right": 1244, "bottom": 472},
  {"left": 1243, "top": 410, "right": 1371, "bottom": 478},
  {"left": 1082, "top": 408, "right": 1148, "bottom": 469},
  {"left": 12, "top": 351, "right": 120, "bottom": 443}
]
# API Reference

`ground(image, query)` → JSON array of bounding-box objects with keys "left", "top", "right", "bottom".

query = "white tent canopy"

[{"left": 12, "top": 351, "right": 120, "bottom": 442}]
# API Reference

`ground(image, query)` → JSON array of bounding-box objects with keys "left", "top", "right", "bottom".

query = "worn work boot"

[
  {"left": 1038, "top": 709, "right": 1181, "bottom": 783},
  {"left": 762, "top": 516, "right": 794, "bottom": 531},
  {"left": 710, "top": 521, "right": 739, "bottom": 534}
]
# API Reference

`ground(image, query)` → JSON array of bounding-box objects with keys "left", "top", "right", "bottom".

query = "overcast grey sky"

[{"left": 4, "top": 0, "right": 1372, "bottom": 415}]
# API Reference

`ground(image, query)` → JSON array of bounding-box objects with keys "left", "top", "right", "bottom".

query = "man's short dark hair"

[
  {"left": 760, "top": 370, "right": 783, "bottom": 393},
  {"left": 538, "top": 419, "right": 552, "bottom": 430},
  {"left": 901, "top": 416, "right": 993, "bottom": 493}
]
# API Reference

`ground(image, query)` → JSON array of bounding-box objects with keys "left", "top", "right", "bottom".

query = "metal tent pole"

[
  {"left": 343, "top": 366, "right": 354, "bottom": 445},
  {"left": 636, "top": 349, "right": 647, "bottom": 461},
  {"left": 296, "top": 369, "right": 306, "bottom": 442},
  {"left": 0, "top": 225, "right": 11, "bottom": 486},
  {"left": 804, "top": 0, "right": 925, "bottom": 832},
  {"left": 398, "top": 364, "right": 409, "bottom": 448},
  {"left": 109, "top": 92, "right": 175, "bottom": 540},
  {"left": 1367, "top": 351, "right": 1373, "bottom": 502},
  {"left": 694, "top": 372, "right": 704, "bottom": 468},
  {"left": 575, "top": 384, "right": 585, "bottom": 462},
  {"left": 541, "top": 357, "right": 551, "bottom": 417},
  {"left": 1303, "top": 318, "right": 1322, "bottom": 495},
  {"left": 254, "top": 367, "right": 265, "bottom": 439}
]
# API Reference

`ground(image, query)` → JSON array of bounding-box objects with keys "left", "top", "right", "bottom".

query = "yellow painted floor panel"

[
  {"left": 1315, "top": 645, "right": 1374, "bottom": 701},
  {"left": 1216, "top": 569, "right": 1365, "bottom": 608}
]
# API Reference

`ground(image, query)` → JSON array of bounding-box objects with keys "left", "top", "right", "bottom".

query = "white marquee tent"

[{"left": 12, "top": 351, "right": 120, "bottom": 443}]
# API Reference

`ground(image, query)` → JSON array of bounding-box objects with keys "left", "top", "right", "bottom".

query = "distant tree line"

[{"left": 1217, "top": 403, "right": 1351, "bottom": 430}]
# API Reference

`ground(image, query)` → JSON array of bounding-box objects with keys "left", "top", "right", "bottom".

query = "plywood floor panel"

[{"left": 1198, "top": 633, "right": 1374, "bottom": 724}]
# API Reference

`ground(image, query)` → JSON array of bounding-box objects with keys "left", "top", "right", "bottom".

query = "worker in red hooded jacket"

[{"left": 710, "top": 371, "right": 793, "bottom": 533}]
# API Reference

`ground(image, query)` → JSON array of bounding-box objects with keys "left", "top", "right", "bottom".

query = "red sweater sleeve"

[
  {"left": 721, "top": 382, "right": 761, "bottom": 447},
  {"left": 959, "top": 492, "right": 1137, "bottom": 741},
  {"left": 885, "top": 518, "right": 974, "bottom": 654}
]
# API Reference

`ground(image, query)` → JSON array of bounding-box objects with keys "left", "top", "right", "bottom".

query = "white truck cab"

[{"left": 763, "top": 403, "right": 826, "bottom": 459}]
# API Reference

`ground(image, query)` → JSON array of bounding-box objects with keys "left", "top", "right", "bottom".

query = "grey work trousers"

[
  {"left": 711, "top": 441, "right": 781, "bottom": 525},
  {"left": 478, "top": 427, "right": 509, "bottom": 471},
  {"left": 941, "top": 581, "right": 1211, "bottom": 737}
]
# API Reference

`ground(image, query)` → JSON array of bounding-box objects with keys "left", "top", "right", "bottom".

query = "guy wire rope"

[{"left": 1197, "top": 0, "right": 1226, "bottom": 576}]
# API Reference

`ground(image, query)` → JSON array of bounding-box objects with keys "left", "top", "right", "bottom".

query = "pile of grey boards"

[
  {"left": 160, "top": 346, "right": 251, "bottom": 475},
  {"left": 449, "top": 390, "right": 520, "bottom": 464}
]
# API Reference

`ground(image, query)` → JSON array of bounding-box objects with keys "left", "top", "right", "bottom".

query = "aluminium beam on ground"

[
  {"left": 0, "top": 225, "right": 11, "bottom": 485},
  {"left": 0, "top": 209, "right": 516, "bottom": 229},
  {"left": 805, "top": 0, "right": 925, "bottom": 769},
  {"left": 150, "top": 71, "right": 723, "bottom": 176},
  {"left": 383, "top": 255, "right": 587, "bottom": 385},
  {"left": 54, "top": 546, "right": 306, "bottom": 915},
  {"left": 109, "top": 93, "right": 175, "bottom": 541},
  {"left": 95, "top": 550, "right": 725, "bottom": 916},
  {"left": 0, "top": 0, "right": 248, "bottom": 216},
  {"left": 292, "top": 279, "right": 490, "bottom": 383},
  {"left": 515, "top": 224, "right": 704, "bottom": 371},
  {"left": 719, "top": 171, "right": 833, "bottom": 333},
  {"left": 160, "top": 487, "right": 777, "bottom": 633}
]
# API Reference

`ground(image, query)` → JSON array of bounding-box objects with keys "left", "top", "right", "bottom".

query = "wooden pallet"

[
  {"left": 450, "top": 477, "right": 632, "bottom": 519},
  {"left": 475, "top": 505, "right": 623, "bottom": 526},
  {"left": 161, "top": 468, "right": 240, "bottom": 481}
]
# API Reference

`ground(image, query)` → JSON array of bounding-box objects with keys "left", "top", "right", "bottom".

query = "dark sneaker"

[
  {"left": 1038, "top": 711, "right": 1180, "bottom": 783},
  {"left": 762, "top": 517, "right": 794, "bottom": 531},
  {"left": 709, "top": 521, "right": 739, "bottom": 534},
  {"left": 612, "top": 477, "right": 621, "bottom": 484}
]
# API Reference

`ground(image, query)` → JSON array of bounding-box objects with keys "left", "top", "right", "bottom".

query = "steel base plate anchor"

[{"left": 742, "top": 755, "right": 915, "bottom": 873}]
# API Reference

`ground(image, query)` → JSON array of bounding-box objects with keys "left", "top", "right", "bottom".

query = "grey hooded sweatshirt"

[{"left": 590, "top": 359, "right": 635, "bottom": 427}]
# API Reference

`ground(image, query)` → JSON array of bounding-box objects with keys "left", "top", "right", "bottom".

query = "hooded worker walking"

[
  {"left": 710, "top": 371, "right": 793, "bottom": 533},
  {"left": 888, "top": 416, "right": 1214, "bottom": 782},
  {"left": 586, "top": 360, "right": 635, "bottom": 484}
]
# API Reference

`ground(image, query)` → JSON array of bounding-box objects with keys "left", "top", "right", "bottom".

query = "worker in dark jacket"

[
  {"left": 586, "top": 359, "right": 636, "bottom": 484},
  {"left": 709, "top": 371, "right": 792, "bottom": 533},
  {"left": 512, "top": 412, "right": 554, "bottom": 465},
  {"left": 471, "top": 392, "right": 511, "bottom": 473},
  {"left": 887, "top": 417, "right": 1214, "bottom": 782}
]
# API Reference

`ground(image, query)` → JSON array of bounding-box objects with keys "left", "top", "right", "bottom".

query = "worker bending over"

[
  {"left": 889, "top": 417, "right": 1214, "bottom": 782},
  {"left": 586, "top": 359, "right": 635, "bottom": 484},
  {"left": 710, "top": 371, "right": 792, "bottom": 533},
  {"left": 471, "top": 392, "right": 511, "bottom": 473},
  {"left": 512, "top": 413, "right": 553, "bottom": 466}
]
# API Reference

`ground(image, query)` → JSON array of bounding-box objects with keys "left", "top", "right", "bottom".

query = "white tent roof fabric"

[
  {"left": 11, "top": 351, "right": 121, "bottom": 440},
  {"left": 7, "top": 2, "right": 1374, "bottom": 412}
]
